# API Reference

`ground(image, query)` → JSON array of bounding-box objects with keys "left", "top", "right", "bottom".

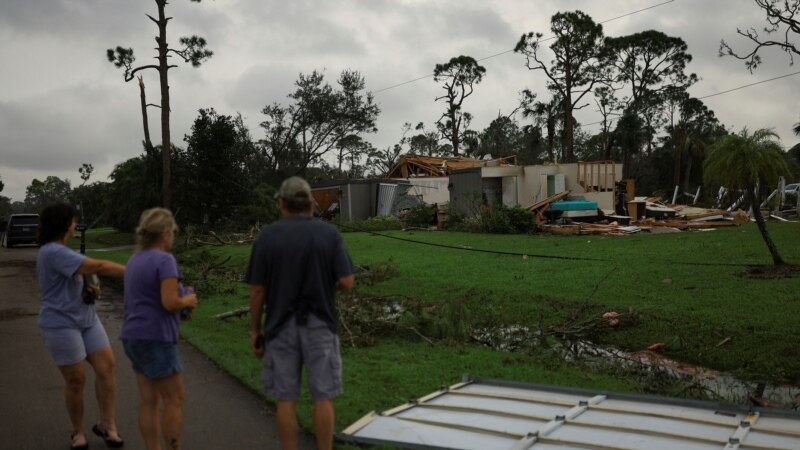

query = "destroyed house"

[
  {"left": 448, "top": 161, "right": 625, "bottom": 217},
  {"left": 311, "top": 178, "right": 418, "bottom": 220}
]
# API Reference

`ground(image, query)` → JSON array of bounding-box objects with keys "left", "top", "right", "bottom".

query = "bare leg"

[
  {"left": 313, "top": 399, "right": 335, "bottom": 450},
  {"left": 86, "top": 345, "right": 122, "bottom": 441},
  {"left": 135, "top": 373, "right": 162, "bottom": 450},
  {"left": 276, "top": 400, "right": 298, "bottom": 450},
  {"left": 58, "top": 362, "right": 87, "bottom": 447},
  {"left": 154, "top": 373, "right": 185, "bottom": 450}
]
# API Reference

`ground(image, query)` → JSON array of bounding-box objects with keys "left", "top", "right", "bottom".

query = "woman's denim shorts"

[{"left": 122, "top": 339, "right": 182, "bottom": 379}]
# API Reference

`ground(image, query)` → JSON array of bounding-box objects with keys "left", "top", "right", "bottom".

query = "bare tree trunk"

[
  {"left": 562, "top": 96, "right": 575, "bottom": 163},
  {"left": 546, "top": 116, "right": 555, "bottom": 163},
  {"left": 157, "top": 0, "right": 172, "bottom": 209},
  {"left": 748, "top": 189, "right": 785, "bottom": 265},
  {"left": 673, "top": 129, "right": 683, "bottom": 188},
  {"left": 451, "top": 113, "right": 460, "bottom": 156},
  {"left": 683, "top": 154, "right": 693, "bottom": 195},
  {"left": 138, "top": 75, "right": 152, "bottom": 149}
]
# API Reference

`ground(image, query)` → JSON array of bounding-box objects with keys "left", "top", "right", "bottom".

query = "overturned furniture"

[{"left": 339, "top": 376, "right": 800, "bottom": 450}]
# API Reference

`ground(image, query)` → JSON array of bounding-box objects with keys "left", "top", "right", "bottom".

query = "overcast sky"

[{"left": 1, "top": 0, "right": 798, "bottom": 202}]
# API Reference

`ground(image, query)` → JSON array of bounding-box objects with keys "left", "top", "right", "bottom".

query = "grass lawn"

[
  {"left": 75, "top": 222, "right": 800, "bottom": 441},
  {"left": 337, "top": 223, "right": 800, "bottom": 382},
  {"left": 66, "top": 227, "right": 134, "bottom": 251}
]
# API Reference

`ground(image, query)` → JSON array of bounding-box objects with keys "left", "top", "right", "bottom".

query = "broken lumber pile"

[
  {"left": 526, "top": 191, "right": 571, "bottom": 223},
  {"left": 539, "top": 223, "right": 635, "bottom": 236},
  {"left": 638, "top": 217, "right": 738, "bottom": 230}
]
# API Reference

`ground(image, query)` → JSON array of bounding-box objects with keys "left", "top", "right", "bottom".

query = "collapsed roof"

[{"left": 386, "top": 154, "right": 518, "bottom": 178}]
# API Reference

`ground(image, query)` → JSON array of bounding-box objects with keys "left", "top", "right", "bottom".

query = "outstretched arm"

[
  {"left": 77, "top": 257, "right": 125, "bottom": 278},
  {"left": 249, "top": 284, "right": 266, "bottom": 358}
]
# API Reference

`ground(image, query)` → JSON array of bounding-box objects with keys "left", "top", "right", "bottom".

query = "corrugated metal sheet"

[
  {"left": 449, "top": 169, "right": 483, "bottom": 216},
  {"left": 339, "top": 377, "right": 800, "bottom": 450}
]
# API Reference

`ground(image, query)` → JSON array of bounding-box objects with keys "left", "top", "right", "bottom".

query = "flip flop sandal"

[
  {"left": 91, "top": 424, "right": 124, "bottom": 448},
  {"left": 70, "top": 432, "right": 89, "bottom": 450}
]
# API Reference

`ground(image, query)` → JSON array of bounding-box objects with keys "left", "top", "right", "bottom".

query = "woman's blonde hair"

[{"left": 135, "top": 207, "right": 178, "bottom": 248}]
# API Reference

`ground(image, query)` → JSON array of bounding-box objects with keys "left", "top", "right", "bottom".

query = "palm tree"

[
  {"left": 704, "top": 128, "right": 790, "bottom": 265},
  {"left": 793, "top": 121, "right": 800, "bottom": 137}
]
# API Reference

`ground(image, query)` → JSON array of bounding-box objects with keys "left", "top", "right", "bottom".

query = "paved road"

[{"left": 0, "top": 245, "right": 317, "bottom": 449}]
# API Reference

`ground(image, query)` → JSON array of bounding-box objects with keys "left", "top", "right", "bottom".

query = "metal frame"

[{"left": 337, "top": 375, "right": 800, "bottom": 450}]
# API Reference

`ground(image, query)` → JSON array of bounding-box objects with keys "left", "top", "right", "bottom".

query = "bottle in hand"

[{"left": 178, "top": 282, "right": 194, "bottom": 319}]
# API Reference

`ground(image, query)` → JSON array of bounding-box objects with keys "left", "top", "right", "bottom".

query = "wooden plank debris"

[
  {"left": 214, "top": 307, "right": 249, "bottom": 320},
  {"left": 525, "top": 190, "right": 571, "bottom": 212}
]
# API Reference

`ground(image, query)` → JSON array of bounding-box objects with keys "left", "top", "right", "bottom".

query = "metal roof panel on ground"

[{"left": 338, "top": 376, "right": 800, "bottom": 450}]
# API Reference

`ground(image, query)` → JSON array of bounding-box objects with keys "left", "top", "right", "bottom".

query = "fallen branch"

[
  {"left": 715, "top": 337, "right": 732, "bottom": 348},
  {"left": 209, "top": 230, "right": 229, "bottom": 245},
  {"left": 214, "top": 307, "right": 249, "bottom": 320}
]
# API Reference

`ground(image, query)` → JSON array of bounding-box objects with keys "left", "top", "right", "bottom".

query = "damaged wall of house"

[
  {"left": 313, "top": 179, "right": 421, "bottom": 221},
  {"left": 447, "top": 162, "right": 624, "bottom": 217},
  {"left": 448, "top": 169, "right": 483, "bottom": 215},
  {"left": 514, "top": 163, "right": 623, "bottom": 212},
  {"left": 406, "top": 177, "right": 450, "bottom": 204}
]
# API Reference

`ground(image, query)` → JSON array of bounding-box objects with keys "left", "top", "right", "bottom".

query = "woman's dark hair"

[{"left": 38, "top": 203, "right": 77, "bottom": 244}]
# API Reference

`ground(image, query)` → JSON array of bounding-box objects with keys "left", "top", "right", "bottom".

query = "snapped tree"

[
  {"left": 259, "top": 70, "right": 380, "bottom": 179},
  {"left": 520, "top": 90, "right": 562, "bottom": 163},
  {"left": 606, "top": 30, "right": 697, "bottom": 175},
  {"left": 515, "top": 10, "right": 609, "bottom": 163},
  {"left": 704, "top": 128, "right": 790, "bottom": 265},
  {"left": 433, "top": 55, "right": 486, "bottom": 156},
  {"left": 106, "top": 0, "right": 213, "bottom": 209}
]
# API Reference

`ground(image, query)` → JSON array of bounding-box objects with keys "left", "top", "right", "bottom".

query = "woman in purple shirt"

[
  {"left": 36, "top": 203, "right": 126, "bottom": 449},
  {"left": 121, "top": 208, "right": 197, "bottom": 450}
]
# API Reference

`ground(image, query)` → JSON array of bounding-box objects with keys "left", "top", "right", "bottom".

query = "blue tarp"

[{"left": 549, "top": 200, "right": 598, "bottom": 212}]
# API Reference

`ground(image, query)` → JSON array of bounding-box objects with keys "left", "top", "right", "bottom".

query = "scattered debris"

[
  {"left": 602, "top": 311, "right": 620, "bottom": 327},
  {"left": 526, "top": 190, "right": 571, "bottom": 223},
  {"left": 214, "top": 307, "right": 249, "bottom": 320},
  {"left": 385, "top": 154, "right": 517, "bottom": 178},
  {"left": 646, "top": 342, "right": 665, "bottom": 352},
  {"left": 715, "top": 336, "right": 732, "bottom": 348}
]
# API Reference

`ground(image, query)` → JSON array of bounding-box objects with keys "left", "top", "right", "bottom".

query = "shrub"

[
  {"left": 333, "top": 215, "right": 403, "bottom": 232},
  {"left": 481, "top": 208, "right": 515, "bottom": 234},
  {"left": 503, "top": 205, "right": 538, "bottom": 234},
  {"left": 446, "top": 205, "right": 537, "bottom": 234},
  {"left": 402, "top": 203, "right": 437, "bottom": 228}
]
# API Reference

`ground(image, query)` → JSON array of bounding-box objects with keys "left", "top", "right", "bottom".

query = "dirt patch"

[
  {"left": 0, "top": 260, "right": 36, "bottom": 269},
  {"left": 742, "top": 264, "right": 800, "bottom": 279},
  {"left": 0, "top": 308, "right": 37, "bottom": 321}
]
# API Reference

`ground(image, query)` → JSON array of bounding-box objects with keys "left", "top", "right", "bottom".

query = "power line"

[
  {"left": 373, "top": 0, "right": 676, "bottom": 94},
  {"left": 580, "top": 70, "right": 800, "bottom": 129},
  {"left": 698, "top": 70, "right": 800, "bottom": 100},
  {"left": 332, "top": 221, "right": 753, "bottom": 267}
]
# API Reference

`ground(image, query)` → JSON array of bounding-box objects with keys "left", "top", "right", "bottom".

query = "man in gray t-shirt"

[{"left": 246, "top": 176, "right": 354, "bottom": 450}]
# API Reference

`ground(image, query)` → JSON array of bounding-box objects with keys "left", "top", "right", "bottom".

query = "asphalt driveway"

[{"left": 0, "top": 245, "right": 316, "bottom": 449}]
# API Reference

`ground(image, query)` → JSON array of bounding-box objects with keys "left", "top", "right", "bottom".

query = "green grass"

[
  {"left": 337, "top": 224, "right": 800, "bottom": 382},
  {"left": 81, "top": 223, "right": 800, "bottom": 443},
  {"left": 180, "top": 284, "right": 659, "bottom": 432},
  {"left": 66, "top": 227, "right": 134, "bottom": 251}
]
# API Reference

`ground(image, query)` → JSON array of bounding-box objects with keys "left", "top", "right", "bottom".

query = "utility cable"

[
  {"left": 581, "top": 70, "right": 800, "bottom": 129},
  {"left": 334, "top": 220, "right": 610, "bottom": 262},
  {"left": 697, "top": 70, "right": 800, "bottom": 100},
  {"left": 332, "top": 221, "right": 754, "bottom": 267},
  {"left": 373, "top": 0, "right": 676, "bottom": 94}
]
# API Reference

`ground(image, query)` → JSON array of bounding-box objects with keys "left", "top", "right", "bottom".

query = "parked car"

[
  {"left": 784, "top": 183, "right": 799, "bottom": 195},
  {"left": 4, "top": 214, "right": 39, "bottom": 248}
]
